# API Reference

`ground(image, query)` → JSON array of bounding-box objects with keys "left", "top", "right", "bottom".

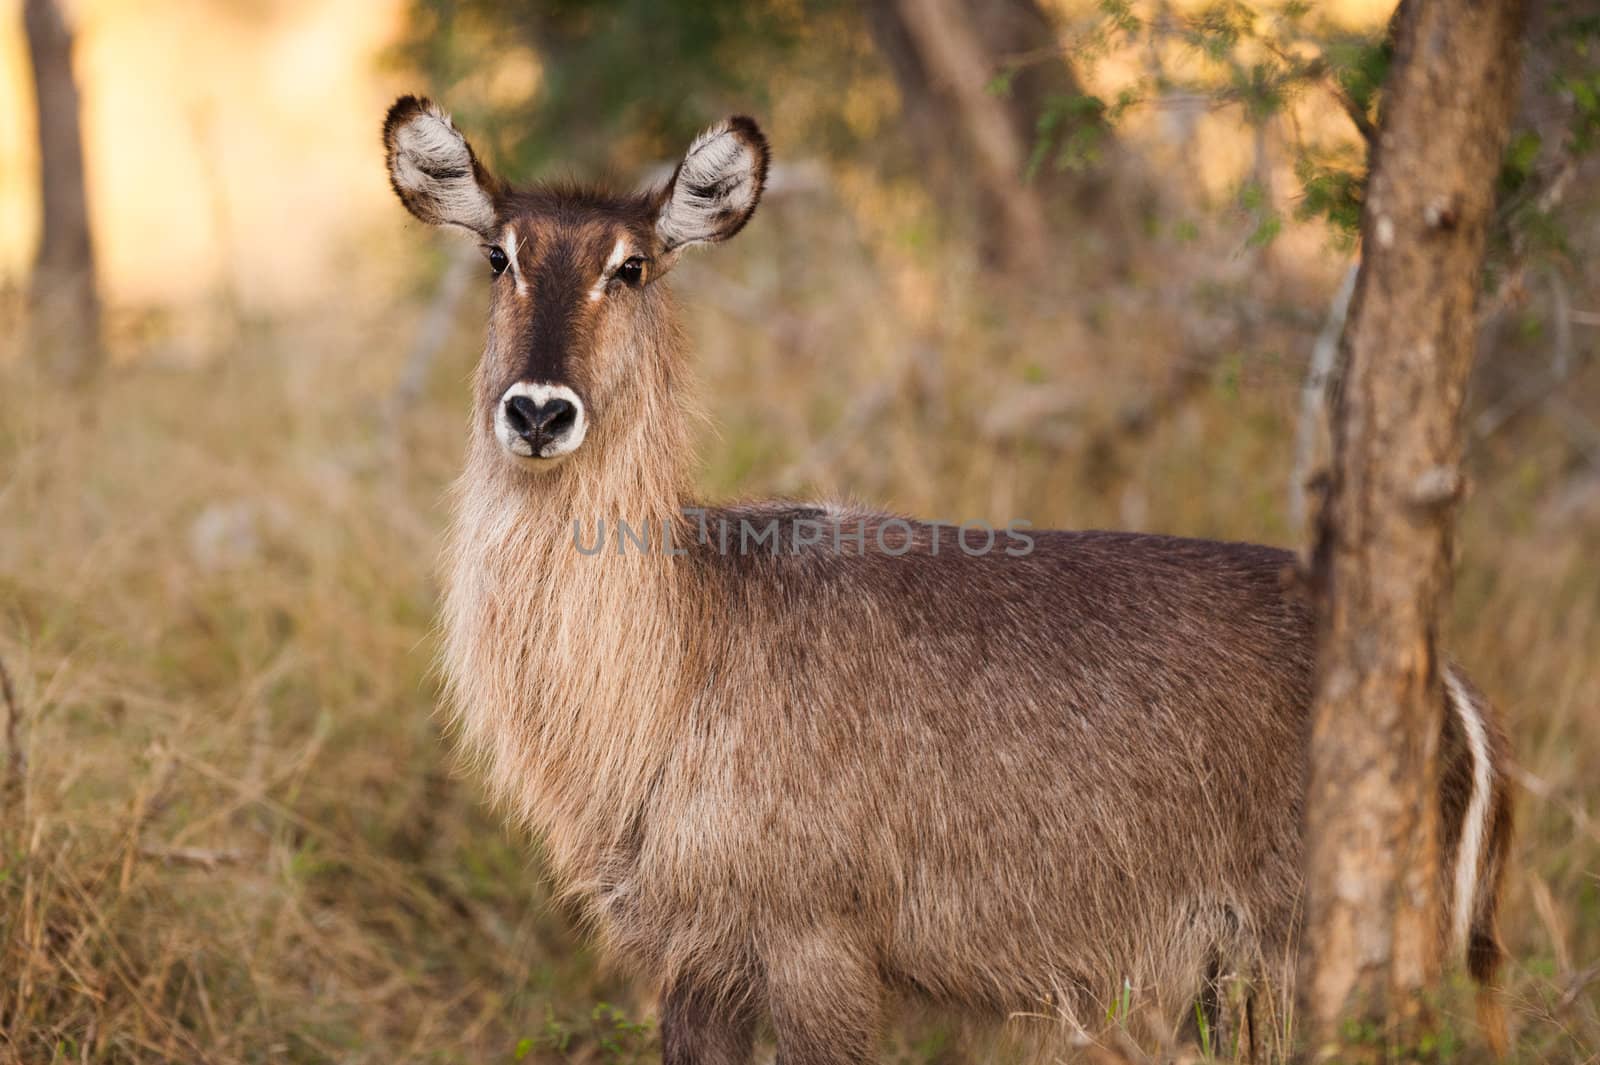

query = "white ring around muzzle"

[{"left": 494, "top": 381, "right": 588, "bottom": 464}]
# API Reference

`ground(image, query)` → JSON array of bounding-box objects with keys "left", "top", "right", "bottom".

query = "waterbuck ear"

[
  {"left": 383, "top": 95, "right": 500, "bottom": 238},
  {"left": 655, "top": 116, "right": 769, "bottom": 255}
]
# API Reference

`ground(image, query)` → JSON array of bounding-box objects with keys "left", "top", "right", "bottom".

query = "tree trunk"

[
  {"left": 888, "top": 0, "right": 1047, "bottom": 270},
  {"left": 962, "top": 0, "right": 1102, "bottom": 195},
  {"left": 872, "top": 0, "right": 1062, "bottom": 270},
  {"left": 24, "top": 0, "right": 101, "bottom": 381},
  {"left": 1297, "top": 0, "right": 1526, "bottom": 1059}
]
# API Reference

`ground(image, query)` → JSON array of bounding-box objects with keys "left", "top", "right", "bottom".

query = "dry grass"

[{"left": 1, "top": 188, "right": 1597, "bottom": 1065}]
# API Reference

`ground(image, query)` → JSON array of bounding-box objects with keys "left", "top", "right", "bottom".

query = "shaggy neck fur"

[{"left": 439, "top": 310, "right": 701, "bottom": 897}]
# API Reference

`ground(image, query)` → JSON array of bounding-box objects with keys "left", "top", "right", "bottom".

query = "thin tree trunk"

[
  {"left": 1297, "top": 0, "right": 1526, "bottom": 1059},
  {"left": 24, "top": 0, "right": 101, "bottom": 381},
  {"left": 886, "top": 0, "right": 1048, "bottom": 269},
  {"left": 963, "top": 0, "right": 1106, "bottom": 198},
  {"left": 866, "top": 0, "right": 1141, "bottom": 273},
  {"left": 1290, "top": 263, "right": 1358, "bottom": 536}
]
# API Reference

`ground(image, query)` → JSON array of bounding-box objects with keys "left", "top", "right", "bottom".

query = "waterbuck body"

[{"left": 385, "top": 97, "right": 1513, "bottom": 1062}]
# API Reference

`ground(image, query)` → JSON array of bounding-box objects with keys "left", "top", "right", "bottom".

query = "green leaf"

[
  {"left": 1499, "top": 129, "right": 1542, "bottom": 194},
  {"left": 1098, "top": 0, "right": 1144, "bottom": 36},
  {"left": 1293, "top": 153, "right": 1366, "bottom": 241},
  {"left": 986, "top": 68, "right": 1017, "bottom": 98},
  {"left": 1248, "top": 213, "right": 1283, "bottom": 247}
]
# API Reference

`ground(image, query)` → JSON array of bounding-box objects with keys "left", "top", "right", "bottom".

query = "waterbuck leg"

[
  {"left": 767, "top": 933, "right": 882, "bottom": 1065},
  {"left": 1197, "top": 992, "right": 1221, "bottom": 1058},
  {"left": 660, "top": 978, "right": 757, "bottom": 1065},
  {"left": 1244, "top": 990, "right": 1258, "bottom": 1064},
  {"left": 1197, "top": 959, "right": 1255, "bottom": 1062}
]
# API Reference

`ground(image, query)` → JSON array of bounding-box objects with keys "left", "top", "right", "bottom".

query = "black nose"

[{"left": 504, "top": 395, "right": 577, "bottom": 445}]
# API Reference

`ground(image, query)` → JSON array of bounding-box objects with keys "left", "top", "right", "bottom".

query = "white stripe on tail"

[{"left": 1445, "top": 664, "right": 1493, "bottom": 957}]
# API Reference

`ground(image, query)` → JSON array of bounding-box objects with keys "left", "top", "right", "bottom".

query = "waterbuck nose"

[
  {"left": 495, "top": 382, "right": 588, "bottom": 464},
  {"left": 504, "top": 394, "right": 577, "bottom": 441}
]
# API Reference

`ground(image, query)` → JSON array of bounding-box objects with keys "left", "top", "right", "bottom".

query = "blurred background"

[{"left": 1, "top": 0, "right": 1597, "bottom": 1061}]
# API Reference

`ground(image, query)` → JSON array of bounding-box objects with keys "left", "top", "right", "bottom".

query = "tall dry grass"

[{"left": 1, "top": 181, "right": 1597, "bottom": 1064}]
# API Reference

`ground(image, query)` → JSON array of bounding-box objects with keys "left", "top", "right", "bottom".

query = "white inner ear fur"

[
  {"left": 657, "top": 122, "right": 760, "bottom": 251},
  {"left": 391, "top": 106, "right": 496, "bottom": 235}
]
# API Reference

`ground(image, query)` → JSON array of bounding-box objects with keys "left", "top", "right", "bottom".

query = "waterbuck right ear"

[
  {"left": 654, "top": 116, "right": 769, "bottom": 257},
  {"left": 383, "top": 95, "right": 500, "bottom": 238}
]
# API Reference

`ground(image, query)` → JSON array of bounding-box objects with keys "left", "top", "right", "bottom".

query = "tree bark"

[
  {"left": 1297, "top": 0, "right": 1526, "bottom": 1059},
  {"left": 24, "top": 0, "right": 101, "bottom": 381}
]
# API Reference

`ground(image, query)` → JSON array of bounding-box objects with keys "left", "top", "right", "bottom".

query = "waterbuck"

[{"left": 383, "top": 96, "right": 1512, "bottom": 1062}]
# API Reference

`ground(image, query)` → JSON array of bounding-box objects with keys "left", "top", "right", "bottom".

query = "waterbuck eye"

[
  {"left": 486, "top": 246, "right": 509, "bottom": 277},
  {"left": 615, "top": 257, "right": 646, "bottom": 286}
]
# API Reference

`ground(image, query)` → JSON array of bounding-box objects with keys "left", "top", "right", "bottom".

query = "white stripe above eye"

[
  {"left": 503, "top": 225, "right": 528, "bottom": 297},
  {"left": 589, "top": 238, "right": 631, "bottom": 303}
]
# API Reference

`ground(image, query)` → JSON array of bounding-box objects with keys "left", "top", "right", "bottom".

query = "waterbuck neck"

[{"left": 439, "top": 337, "right": 703, "bottom": 889}]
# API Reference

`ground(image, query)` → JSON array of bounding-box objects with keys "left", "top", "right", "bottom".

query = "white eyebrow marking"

[
  {"left": 588, "top": 237, "right": 631, "bottom": 303},
  {"left": 503, "top": 224, "right": 528, "bottom": 297}
]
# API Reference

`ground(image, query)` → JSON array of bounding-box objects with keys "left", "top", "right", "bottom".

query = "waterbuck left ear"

[
  {"left": 655, "top": 116, "right": 769, "bottom": 255},
  {"left": 383, "top": 95, "right": 501, "bottom": 238}
]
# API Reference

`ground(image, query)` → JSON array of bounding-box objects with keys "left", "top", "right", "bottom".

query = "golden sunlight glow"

[
  {"left": 0, "top": 0, "right": 1387, "bottom": 313},
  {"left": 1, "top": 0, "right": 407, "bottom": 308}
]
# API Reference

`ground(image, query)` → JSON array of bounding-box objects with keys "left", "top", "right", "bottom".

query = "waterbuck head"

[{"left": 384, "top": 96, "right": 768, "bottom": 471}]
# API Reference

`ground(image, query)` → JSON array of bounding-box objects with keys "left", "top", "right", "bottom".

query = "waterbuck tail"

[{"left": 1443, "top": 665, "right": 1514, "bottom": 1058}]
